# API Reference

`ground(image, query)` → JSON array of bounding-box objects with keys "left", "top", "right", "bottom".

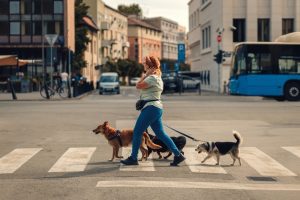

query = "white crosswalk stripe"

[
  {"left": 0, "top": 148, "right": 42, "bottom": 174},
  {"left": 120, "top": 147, "right": 155, "bottom": 171},
  {"left": 282, "top": 146, "right": 300, "bottom": 158},
  {"left": 240, "top": 147, "right": 297, "bottom": 176},
  {"left": 48, "top": 147, "right": 96, "bottom": 173},
  {"left": 185, "top": 147, "right": 227, "bottom": 174}
]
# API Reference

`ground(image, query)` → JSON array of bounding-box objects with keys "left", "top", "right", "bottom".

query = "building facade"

[
  {"left": 145, "top": 17, "right": 179, "bottom": 62},
  {"left": 188, "top": 0, "right": 300, "bottom": 92},
  {"left": 82, "top": 16, "right": 98, "bottom": 86},
  {"left": 82, "top": 0, "right": 104, "bottom": 83},
  {"left": 127, "top": 16, "right": 162, "bottom": 63},
  {"left": 102, "top": 4, "right": 129, "bottom": 63},
  {"left": 0, "top": 0, "right": 75, "bottom": 80}
]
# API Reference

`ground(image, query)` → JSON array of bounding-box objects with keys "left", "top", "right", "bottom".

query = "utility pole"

[{"left": 216, "top": 28, "right": 224, "bottom": 94}]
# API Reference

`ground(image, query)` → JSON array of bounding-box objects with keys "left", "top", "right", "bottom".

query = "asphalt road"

[{"left": 0, "top": 88, "right": 300, "bottom": 200}]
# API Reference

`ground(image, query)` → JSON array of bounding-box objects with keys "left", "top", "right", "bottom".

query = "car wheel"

[{"left": 284, "top": 82, "right": 300, "bottom": 101}]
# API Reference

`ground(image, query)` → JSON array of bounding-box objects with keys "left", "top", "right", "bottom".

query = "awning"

[{"left": 0, "top": 55, "right": 28, "bottom": 67}]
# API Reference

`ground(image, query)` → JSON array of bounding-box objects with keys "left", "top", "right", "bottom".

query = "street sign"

[
  {"left": 217, "top": 35, "right": 222, "bottom": 43},
  {"left": 177, "top": 43, "right": 185, "bottom": 63},
  {"left": 45, "top": 34, "right": 58, "bottom": 47}
]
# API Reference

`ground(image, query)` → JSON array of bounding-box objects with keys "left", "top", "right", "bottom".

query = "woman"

[{"left": 121, "top": 56, "right": 185, "bottom": 166}]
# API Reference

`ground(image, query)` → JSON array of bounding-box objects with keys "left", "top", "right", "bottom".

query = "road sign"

[
  {"left": 217, "top": 35, "right": 222, "bottom": 43},
  {"left": 177, "top": 44, "right": 185, "bottom": 63},
  {"left": 45, "top": 34, "right": 58, "bottom": 47}
]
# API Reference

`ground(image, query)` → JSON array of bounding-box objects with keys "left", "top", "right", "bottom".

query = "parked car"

[
  {"left": 99, "top": 72, "right": 120, "bottom": 95},
  {"left": 179, "top": 75, "right": 201, "bottom": 92},
  {"left": 130, "top": 77, "right": 140, "bottom": 86},
  {"left": 162, "top": 73, "right": 177, "bottom": 93}
]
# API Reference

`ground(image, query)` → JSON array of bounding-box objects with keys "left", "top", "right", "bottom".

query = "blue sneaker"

[{"left": 120, "top": 156, "right": 138, "bottom": 165}]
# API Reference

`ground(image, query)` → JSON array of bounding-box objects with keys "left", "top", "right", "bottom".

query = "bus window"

[
  {"left": 233, "top": 46, "right": 246, "bottom": 75},
  {"left": 245, "top": 52, "right": 272, "bottom": 74},
  {"left": 278, "top": 56, "right": 300, "bottom": 74}
]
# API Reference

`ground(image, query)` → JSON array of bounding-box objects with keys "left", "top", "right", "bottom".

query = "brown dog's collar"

[{"left": 108, "top": 130, "right": 123, "bottom": 147}]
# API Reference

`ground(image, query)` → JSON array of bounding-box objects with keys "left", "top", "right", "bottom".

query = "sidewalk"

[{"left": 0, "top": 90, "right": 93, "bottom": 101}]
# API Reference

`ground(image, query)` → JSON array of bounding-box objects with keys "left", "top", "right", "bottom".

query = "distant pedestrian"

[{"left": 60, "top": 71, "right": 68, "bottom": 87}]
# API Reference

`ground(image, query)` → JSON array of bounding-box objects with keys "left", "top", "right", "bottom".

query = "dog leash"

[{"left": 163, "top": 124, "right": 207, "bottom": 142}]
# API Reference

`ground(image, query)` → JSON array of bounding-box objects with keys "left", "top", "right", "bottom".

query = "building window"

[
  {"left": 202, "top": 25, "right": 211, "bottom": 49},
  {"left": 54, "top": 0, "right": 63, "bottom": 14},
  {"left": 43, "top": 0, "right": 54, "bottom": 14},
  {"left": 32, "top": 0, "right": 41, "bottom": 14},
  {"left": 0, "top": 21, "right": 9, "bottom": 35},
  {"left": 46, "top": 21, "right": 55, "bottom": 34},
  {"left": 33, "top": 21, "right": 42, "bottom": 35},
  {"left": 10, "top": 1, "right": 20, "bottom": 14},
  {"left": 258, "top": 19, "right": 270, "bottom": 41},
  {"left": 21, "top": 21, "right": 31, "bottom": 35},
  {"left": 233, "top": 19, "right": 245, "bottom": 42},
  {"left": 10, "top": 22, "right": 20, "bottom": 35},
  {"left": 282, "top": 19, "right": 294, "bottom": 35},
  {"left": 202, "top": 0, "right": 208, "bottom": 4},
  {"left": 0, "top": 0, "right": 9, "bottom": 14},
  {"left": 21, "top": 0, "right": 32, "bottom": 14}
]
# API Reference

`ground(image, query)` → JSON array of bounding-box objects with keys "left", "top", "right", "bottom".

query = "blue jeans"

[{"left": 130, "top": 105, "right": 181, "bottom": 160}]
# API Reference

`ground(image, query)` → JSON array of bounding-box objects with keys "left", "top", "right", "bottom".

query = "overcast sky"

[{"left": 103, "top": 0, "right": 189, "bottom": 31}]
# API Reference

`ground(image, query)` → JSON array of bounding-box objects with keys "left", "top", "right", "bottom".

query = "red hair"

[{"left": 145, "top": 56, "right": 161, "bottom": 75}]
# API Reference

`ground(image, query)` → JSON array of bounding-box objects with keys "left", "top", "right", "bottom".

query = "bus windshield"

[{"left": 231, "top": 43, "right": 300, "bottom": 76}]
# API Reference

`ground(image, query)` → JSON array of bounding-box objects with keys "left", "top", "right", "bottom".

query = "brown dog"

[{"left": 92, "top": 121, "right": 162, "bottom": 161}]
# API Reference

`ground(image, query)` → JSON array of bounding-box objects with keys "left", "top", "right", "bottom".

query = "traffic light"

[{"left": 213, "top": 50, "right": 224, "bottom": 64}]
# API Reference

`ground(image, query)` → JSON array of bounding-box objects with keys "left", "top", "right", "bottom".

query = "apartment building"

[
  {"left": 102, "top": 4, "right": 129, "bottom": 63},
  {"left": 188, "top": 0, "right": 300, "bottom": 92},
  {"left": 127, "top": 16, "right": 161, "bottom": 63},
  {"left": 145, "top": 17, "right": 179, "bottom": 62},
  {"left": 0, "top": 0, "right": 75, "bottom": 79},
  {"left": 82, "top": 16, "right": 98, "bottom": 86}
]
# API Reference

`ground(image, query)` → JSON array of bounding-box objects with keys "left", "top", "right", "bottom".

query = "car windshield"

[{"left": 100, "top": 76, "right": 118, "bottom": 82}]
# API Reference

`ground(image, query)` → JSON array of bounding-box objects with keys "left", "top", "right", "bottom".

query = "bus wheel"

[{"left": 284, "top": 82, "right": 300, "bottom": 101}]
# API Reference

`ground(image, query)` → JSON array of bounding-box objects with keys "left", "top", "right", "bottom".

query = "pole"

[
  {"left": 217, "top": 42, "right": 220, "bottom": 94},
  {"left": 50, "top": 46, "right": 53, "bottom": 89},
  {"left": 41, "top": 0, "right": 49, "bottom": 99},
  {"left": 68, "top": 49, "right": 71, "bottom": 98}
]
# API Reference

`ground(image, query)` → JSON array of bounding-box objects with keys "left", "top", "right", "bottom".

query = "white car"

[
  {"left": 130, "top": 77, "right": 140, "bottom": 85},
  {"left": 99, "top": 72, "right": 120, "bottom": 95}
]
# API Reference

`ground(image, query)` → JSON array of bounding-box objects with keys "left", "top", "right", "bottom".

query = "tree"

[
  {"left": 117, "top": 4, "right": 143, "bottom": 17},
  {"left": 72, "top": 0, "right": 90, "bottom": 72}
]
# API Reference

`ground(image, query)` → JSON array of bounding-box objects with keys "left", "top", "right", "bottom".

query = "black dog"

[{"left": 147, "top": 133, "right": 186, "bottom": 159}]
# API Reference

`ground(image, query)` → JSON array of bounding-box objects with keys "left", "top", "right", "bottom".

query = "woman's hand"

[{"left": 145, "top": 68, "right": 156, "bottom": 77}]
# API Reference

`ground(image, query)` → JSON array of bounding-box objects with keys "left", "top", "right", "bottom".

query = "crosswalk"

[
  {"left": 0, "top": 146, "right": 299, "bottom": 177},
  {"left": 0, "top": 120, "right": 299, "bottom": 179}
]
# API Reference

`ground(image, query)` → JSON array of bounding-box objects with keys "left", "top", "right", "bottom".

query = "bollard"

[
  {"left": 73, "top": 82, "right": 78, "bottom": 97},
  {"left": 67, "top": 79, "right": 72, "bottom": 98},
  {"left": 198, "top": 83, "right": 201, "bottom": 95},
  {"left": 8, "top": 78, "right": 17, "bottom": 100},
  {"left": 44, "top": 82, "right": 50, "bottom": 99}
]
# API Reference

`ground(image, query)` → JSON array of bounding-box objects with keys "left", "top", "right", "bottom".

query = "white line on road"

[
  {"left": 0, "top": 148, "right": 42, "bottom": 174},
  {"left": 240, "top": 147, "right": 296, "bottom": 176},
  {"left": 282, "top": 146, "right": 300, "bottom": 158},
  {"left": 96, "top": 180, "right": 300, "bottom": 191},
  {"left": 185, "top": 147, "right": 227, "bottom": 174},
  {"left": 48, "top": 147, "right": 96, "bottom": 172},
  {"left": 120, "top": 148, "right": 155, "bottom": 171}
]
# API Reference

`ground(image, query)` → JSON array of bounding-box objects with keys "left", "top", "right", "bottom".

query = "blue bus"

[{"left": 229, "top": 42, "right": 300, "bottom": 101}]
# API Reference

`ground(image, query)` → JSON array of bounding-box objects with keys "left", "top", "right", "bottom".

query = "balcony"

[
  {"left": 122, "top": 41, "right": 130, "bottom": 48},
  {"left": 101, "top": 21, "right": 110, "bottom": 30},
  {"left": 101, "top": 39, "right": 119, "bottom": 48}
]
